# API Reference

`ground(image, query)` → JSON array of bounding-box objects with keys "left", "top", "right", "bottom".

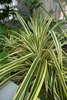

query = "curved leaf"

[{"left": 13, "top": 57, "right": 40, "bottom": 100}]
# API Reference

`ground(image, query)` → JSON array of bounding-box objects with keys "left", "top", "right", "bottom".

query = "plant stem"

[{"left": 57, "top": 0, "right": 67, "bottom": 21}]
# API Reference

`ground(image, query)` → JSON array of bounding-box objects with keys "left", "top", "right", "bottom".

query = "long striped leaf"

[
  {"left": 57, "top": 0, "right": 67, "bottom": 21},
  {"left": 54, "top": 91, "right": 61, "bottom": 100},
  {"left": 0, "top": 53, "right": 34, "bottom": 80},
  {"left": 0, "top": 69, "right": 27, "bottom": 87},
  {"left": 13, "top": 57, "right": 40, "bottom": 100},
  {"left": 49, "top": 50, "right": 67, "bottom": 97},
  {"left": 27, "top": 60, "right": 47, "bottom": 100},
  {"left": 1, "top": 53, "right": 34, "bottom": 70},
  {"left": 16, "top": 12, "right": 30, "bottom": 35},
  {"left": 50, "top": 30, "right": 62, "bottom": 68},
  {"left": 1, "top": 64, "right": 25, "bottom": 78}
]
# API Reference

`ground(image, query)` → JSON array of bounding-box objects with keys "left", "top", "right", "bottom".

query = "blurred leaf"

[
  {"left": 0, "top": 52, "right": 8, "bottom": 65},
  {"left": 18, "top": 0, "right": 35, "bottom": 6},
  {"left": 65, "top": 0, "right": 67, "bottom": 4}
]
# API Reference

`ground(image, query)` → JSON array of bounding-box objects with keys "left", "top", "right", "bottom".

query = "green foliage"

[
  {"left": 65, "top": 0, "right": 67, "bottom": 4},
  {"left": 57, "top": 0, "right": 67, "bottom": 21},
  {"left": 0, "top": 1, "right": 67, "bottom": 100},
  {"left": 0, "top": 0, "right": 12, "bottom": 20},
  {"left": 0, "top": 0, "right": 12, "bottom": 4},
  {"left": 0, "top": 12, "right": 67, "bottom": 100},
  {"left": 0, "top": 23, "right": 8, "bottom": 35},
  {"left": 0, "top": 52, "right": 8, "bottom": 65},
  {"left": 18, "top": 0, "right": 35, "bottom": 6}
]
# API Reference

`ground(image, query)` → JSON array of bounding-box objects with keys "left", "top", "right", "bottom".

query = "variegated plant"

[{"left": 0, "top": 12, "right": 67, "bottom": 100}]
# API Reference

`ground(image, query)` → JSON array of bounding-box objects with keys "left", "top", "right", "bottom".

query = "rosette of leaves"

[{"left": 0, "top": 12, "right": 67, "bottom": 100}]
